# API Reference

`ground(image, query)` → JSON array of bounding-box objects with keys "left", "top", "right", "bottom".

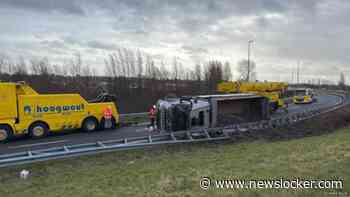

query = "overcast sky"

[{"left": 0, "top": 0, "right": 349, "bottom": 83}]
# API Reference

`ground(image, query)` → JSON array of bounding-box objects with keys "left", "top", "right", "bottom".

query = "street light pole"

[
  {"left": 247, "top": 40, "right": 254, "bottom": 82},
  {"left": 297, "top": 60, "right": 300, "bottom": 84}
]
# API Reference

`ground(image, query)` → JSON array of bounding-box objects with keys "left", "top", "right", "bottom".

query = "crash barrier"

[
  {"left": 0, "top": 129, "right": 230, "bottom": 167},
  {"left": 0, "top": 93, "right": 347, "bottom": 168}
]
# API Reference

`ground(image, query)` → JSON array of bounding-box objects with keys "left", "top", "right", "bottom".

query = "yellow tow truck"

[
  {"left": 0, "top": 82, "right": 119, "bottom": 142},
  {"left": 292, "top": 88, "right": 315, "bottom": 104}
]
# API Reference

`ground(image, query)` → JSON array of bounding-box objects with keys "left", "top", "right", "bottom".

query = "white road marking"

[
  {"left": 8, "top": 140, "right": 68, "bottom": 149},
  {"left": 136, "top": 128, "right": 148, "bottom": 132}
]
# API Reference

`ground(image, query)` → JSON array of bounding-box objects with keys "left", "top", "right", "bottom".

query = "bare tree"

[
  {"left": 70, "top": 53, "right": 82, "bottom": 76},
  {"left": 128, "top": 49, "right": 136, "bottom": 78},
  {"left": 30, "top": 57, "right": 50, "bottom": 76},
  {"left": 104, "top": 54, "right": 117, "bottom": 77},
  {"left": 172, "top": 57, "right": 179, "bottom": 80},
  {"left": 194, "top": 64, "right": 202, "bottom": 93},
  {"left": 204, "top": 60, "right": 224, "bottom": 92},
  {"left": 188, "top": 69, "right": 196, "bottom": 81},
  {"left": 13, "top": 56, "right": 28, "bottom": 75},
  {"left": 0, "top": 54, "right": 6, "bottom": 74},
  {"left": 116, "top": 48, "right": 126, "bottom": 77},
  {"left": 223, "top": 61, "right": 232, "bottom": 81},
  {"left": 194, "top": 64, "right": 202, "bottom": 81},
  {"left": 30, "top": 59, "right": 40, "bottom": 75},
  {"left": 82, "top": 65, "right": 92, "bottom": 76},
  {"left": 61, "top": 60, "right": 70, "bottom": 76},
  {"left": 339, "top": 72, "right": 346, "bottom": 89},
  {"left": 237, "top": 59, "right": 256, "bottom": 81},
  {"left": 177, "top": 62, "right": 185, "bottom": 80},
  {"left": 144, "top": 55, "right": 153, "bottom": 78},
  {"left": 91, "top": 67, "right": 98, "bottom": 77},
  {"left": 158, "top": 60, "right": 168, "bottom": 80},
  {"left": 122, "top": 48, "right": 131, "bottom": 78},
  {"left": 52, "top": 64, "right": 64, "bottom": 76},
  {"left": 3, "top": 56, "right": 15, "bottom": 75},
  {"left": 150, "top": 61, "right": 161, "bottom": 80},
  {"left": 136, "top": 50, "right": 144, "bottom": 77}
]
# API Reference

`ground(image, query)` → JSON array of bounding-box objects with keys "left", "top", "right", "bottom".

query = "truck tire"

[
  {"left": 29, "top": 122, "right": 49, "bottom": 139},
  {"left": 82, "top": 118, "right": 98, "bottom": 132},
  {"left": 100, "top": 117, "right": 117, "bottom": 130},
  {"left": 0, "top": 125, "right": 13, "bottom": 143}
]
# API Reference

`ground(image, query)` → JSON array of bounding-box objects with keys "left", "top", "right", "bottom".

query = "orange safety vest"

[
  {"left": 149, "top": 108, "right": 156, "bottom": 119},
  {"left": 103, "top": 107, "right": 113, "bottom": 119}
]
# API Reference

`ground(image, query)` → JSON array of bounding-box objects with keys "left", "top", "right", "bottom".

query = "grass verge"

[
  {"left": 120, "top": 115, "right": 149, "bottom": 125},
  {"left": 0, "top": 127, "right": 349, "bottom": 197}
]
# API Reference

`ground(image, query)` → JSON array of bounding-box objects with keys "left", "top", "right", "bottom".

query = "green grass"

[
  {"left": 0, "top": 128, "right": 350, "bottom": 197},
  {"left": 120, "top": 115, "right": 148, "bottom": 124}
]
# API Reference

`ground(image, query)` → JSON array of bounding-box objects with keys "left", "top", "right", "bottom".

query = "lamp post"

[{"left": 247, "top": 40, "right": 254, "bottom": 82}]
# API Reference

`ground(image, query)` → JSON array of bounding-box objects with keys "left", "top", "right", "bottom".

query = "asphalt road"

[
  {"left": 0, "top": 94, "right": 342, "bottom": 155},
  {"left": 272, "top": 94, "right": 341, "bottom": 118}
]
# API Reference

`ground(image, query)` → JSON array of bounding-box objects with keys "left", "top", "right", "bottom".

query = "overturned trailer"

[{"left": 156, "top": 93, "right": 270, "bottom": 132}]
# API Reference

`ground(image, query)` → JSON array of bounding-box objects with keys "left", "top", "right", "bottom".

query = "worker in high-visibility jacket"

[
  {"left": 103, "top": 106, "right": 113, "bottom": 129},
  {"left": 148, "top": 105, "right": 157, "bottom": 128}
]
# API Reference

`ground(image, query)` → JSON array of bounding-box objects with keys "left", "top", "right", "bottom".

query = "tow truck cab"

[
  {"left": 292, "top": 88, "right": 315, "bottom": 104},
  {"left": 0, "top": 82, "right": 119, "bottom": 142}
]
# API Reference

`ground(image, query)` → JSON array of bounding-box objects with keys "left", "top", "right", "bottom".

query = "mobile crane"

[{"left": 217, "top": 81, "right": 288, "bottom": 112}]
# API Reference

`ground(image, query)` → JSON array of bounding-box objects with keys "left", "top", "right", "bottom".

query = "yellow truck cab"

[
  {"left": 0, "top": 82, "right": 119, "bottom": 142},
  {"left": 292, "top": 88, "right": 315, "bottom": 104}
]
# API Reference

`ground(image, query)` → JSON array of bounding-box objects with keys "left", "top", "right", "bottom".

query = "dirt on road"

[{"left": 232, "top": 103, "right": 350, "bottom": 141}]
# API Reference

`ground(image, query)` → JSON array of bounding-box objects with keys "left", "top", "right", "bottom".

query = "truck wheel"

[
  {"left": 82, "top": 118, "right": 98, "bottom": 132},
  {"left": 100, "top": 117, "right": 117, "bottom": 130},
  {"left": 29, "top": 123, "right": 48, "bottom": 139},
  {"left": 0, "top": 125, "right": 13, "bottom": 142}
]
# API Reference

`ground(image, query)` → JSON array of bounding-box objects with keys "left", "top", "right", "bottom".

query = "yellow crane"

[{"left": 217, "top": 81, "right": 288, "bottom": 112}]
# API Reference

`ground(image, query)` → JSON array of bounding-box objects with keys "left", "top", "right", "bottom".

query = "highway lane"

[
  {"left": 0, "top": 125, "right": 151, "bottom": 154},
  {"left": 272, "top": 94, "right": 341, "bottom": 118},
  {"left": 0, "top": 94, "right": 342, "bottom": 155}
]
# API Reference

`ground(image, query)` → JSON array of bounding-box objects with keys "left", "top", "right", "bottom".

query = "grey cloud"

[
  {"left": 0, "top": 0, "right": 84, "bottom": 15},
  {"left": 91, "top": 0, "right": 319, "bottom": 37},
  {"left": 102, "top": 0, "right": 292, "bottom": 34},
  {"left": 255, "top": 16, "right": 269, "bottom": 28},
  {"left": 40, "top": 40, "right": 66, "bottom": 49},
  {"left": 61, "top": 36, "right": 86, "bottom": 46},
  {"left": 182, "top": 46, "right": 208, "bottom": 54},
  {"left": 0, "top": 0, "right": 350, "bottom": 82},
  {"left": 86, "top": 40, "right": 119, "bottom": 50}
]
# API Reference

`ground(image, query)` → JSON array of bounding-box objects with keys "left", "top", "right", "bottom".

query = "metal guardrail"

[
  {"left": 0, "top": 129, "right": 229, "bottom": 167},
  {"left": 221, "top": 93, "right": 347, "bottom": 134},
  {"left": 0, "top": 93, "right": 347, "bottom": 168}
]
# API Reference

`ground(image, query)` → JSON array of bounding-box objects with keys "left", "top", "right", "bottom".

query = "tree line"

[
  {"left": 0, "top": 49, "right": 235, "bottom": 113},
  {"left": 1, "top": 49, "right": 345, "bottom": 112}
]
